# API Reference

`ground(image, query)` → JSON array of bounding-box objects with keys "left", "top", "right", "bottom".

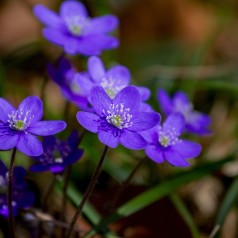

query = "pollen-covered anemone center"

[
  {"left": 104, "top": 103, "right": 133, "bottom": 129},
  {"left": 158, "top": 126, "right": 181, "bottom": 147},
  {"left": 101, "top": 77, "right": 125, "bottom": 99},
  {"left": 8, "top": 109, "right": 34, "bottom": 131},
  {"left": 66, "top": 16, "right": 88, "bottom": 36}
]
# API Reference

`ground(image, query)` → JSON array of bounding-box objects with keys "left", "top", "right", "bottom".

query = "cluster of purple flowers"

[
  {"left": 0, "top": 161, "right": 34, "bottom": 217},
  {"left": 0, "top": 0, "right": 211, "bottom": 221}
]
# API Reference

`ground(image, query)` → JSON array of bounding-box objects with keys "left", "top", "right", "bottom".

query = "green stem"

[
  {"left": 66, "top": 145, "right": 109, "bottom": 238},
  {"left": 8, "top": 148, "right": 17, "bottom": 238}
]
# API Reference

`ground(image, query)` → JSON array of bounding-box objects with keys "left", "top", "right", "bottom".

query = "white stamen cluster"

[
  {"left": 66, "top": 16, "right": 89, "bottom": 36},
  {"left": 101, "top": 76, "right": 124, "bottom": 99},
  {"left": 158, "top": 126, "right": 181, "bottom": 147},
  {"left": 104, "top": 103, "right": 133, "bottom": 129},
  {"left": 8, "top": 109, "right": 34, "bottom": 131},
  {"left": 175, "top": 100, "right": 193, "bottom": 120}
]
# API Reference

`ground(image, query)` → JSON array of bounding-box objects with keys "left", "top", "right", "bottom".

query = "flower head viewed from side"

[
  {"left": 0, "top": 160, "right": 34, "bottom": 217},
  {"left": 157, "top": 89, "right": 211, "bottom": 135},
  {"left": 34, "top": 1, "right": 119, "bottom": 55},
  {"left": 30, "top": 131, "right": 83, "bottom": 174},
  {"left": 77, "top": 86, "right": 161, "bottom": 150},
  {"left": 0, "top": 96, "right": 66, "bottom": 156},
  {"left": 47, "top": 57, "right": 92, "bottom": 110},
  {"left": 140, "top": 113, "right": 201, "bottom": 167}
]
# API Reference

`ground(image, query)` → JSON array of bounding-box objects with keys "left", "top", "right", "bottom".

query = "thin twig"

[{"left": 66, "top": 145, "right": 109, "bottom": 238}]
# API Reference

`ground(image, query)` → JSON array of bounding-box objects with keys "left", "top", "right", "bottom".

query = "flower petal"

[
  {"left": 140, "top": 126, "right": 158, "bottom": 143},
  {"left": 136, "top": 86, "right": 151, "bottom": 101},
  {"left": 88, "top": 15, "right": 119, "bottom": 34},
  {"left": 0, "top": 160, "right": 7, "bottom": 175},
  {"left": 18, "top": 96, "right": 43, "bottom": 123},
  {"left": 27, "top": 121, "right": 66, "bottom": 136},
  {"left": 29, "top": 164, "right": 50, "bottom": 173},
  {"left": 0, "top": 125, "right": 19, "bottom": 150},
  {"left": 88, "top": 56, "right": 106, "bottom": 83},
  {"left": 98, "top": 129, "right": 119, "bottom": 148},
  {"left": 33, "top": 5, "right": 62, "bottom": 28},
  {"left": 130, "top": 112, "right": 161, "bottom": 131},
  {"left": 76, "top": 112, "right": 100, "bottom": 133},
  {"left": 157, "top": 89, "right": 173, "bottom": 115},
  {"left": 63, "top": 149, "right": 83, "bottom": 166},
  {"left": 90, "top": 86, "right": 112, "bottom": 116},
  {"left": 163, "top": 113, "right": 185, "bottom": 137},
  {"left": 163, "top": 150, "right": 190, "bottom": 167},
  {"left": 106, "top": 66, "right": 130, "bottom": 87},
  {"left": 43, "top": 27, "right": 66, "bottom": 46},
  {"left": 171, "top": 140, "right": 201, "bottom": 159},
  {"left": 0, "top": 98, "right": 16, "bottom": 123},
  {"left": 60, "top": 1, "right": 88, "bottom": 20},
  {"left": 145, "top": 145, "right": 164, "bottom": 164},
  {"left": 113, "top": 86, "right": 140, "bottom": 113},
  {"left": 173, "top": 91, "right": 190, "bottom": 106},
  {"left": 17, "top": 133, "right": 43, "bottom": 156},
  {"left": 119, "top": 130, "right": 147, "bottom": 150}
]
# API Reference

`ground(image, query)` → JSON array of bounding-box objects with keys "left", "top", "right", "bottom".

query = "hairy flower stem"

[
  {"left": 8, "top": 147, "right": 17, "bottom": 238},
  {"left": 66, "top": 145, "right": 109, "bottom": 238},
  {"left": 108, "top": 156, "right": 147, "bottom": 213}
]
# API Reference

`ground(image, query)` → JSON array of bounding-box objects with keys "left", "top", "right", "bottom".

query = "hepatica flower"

[
  {"left": 140, "top": 113, "right": 201, "bottom": 167},
  {"left": 30, "top": 131, "right": 83, "bottom": 174},
  {"left": 0, "top": 96, "right": 66, "bottom": 156},
  {"left": 0, "top": 161, "right": 34, "bottom": 217},
  {"left": 157, "top": 89, "right": 211, "bottom": 135},
  {"left": 34, "top": 1, "right": 119, "bottom": 55},
  {"left": 77, "top": 86, "right": 160, "bottom": 149},
  {"left": 47, "top": 57, "right": 91, "bottom": 110}
]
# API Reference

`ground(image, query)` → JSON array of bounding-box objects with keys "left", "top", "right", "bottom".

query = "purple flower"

[
  {"left": 0, "top": 161, "right": 34, "bottom": 217},
  {"left": 140, "top": 113, "right": 201, "bottom": 167},
  {"left": 157, "top": 89, "right": 211, "bottom": 135},
  {"left": 34, "top": 1, "right": 119, "bottom": 55},
  {"left": 0, "top": 96, "right": 66, "bottom": 156},
  {"left": 30, "top": 131, "right": 83, "bottom": 174},
  {"left": 76, "top": 86, "right": 161, "bottom": 150},
  {"left": 47, "top": 58, "right": 91, "bottom": 110}
]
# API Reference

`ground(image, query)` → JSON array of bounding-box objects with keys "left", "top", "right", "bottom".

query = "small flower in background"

[
  {"left": 0, "top": 96, "right": 66, "bottom": 156},
  {"left": 140, "top": 113, "right": 201, "bottom": 167},
  {"left": 77, "top": 86, "right": 161, "bottom": 150},
  {"left": 0, "top": 161, "right": 34, "bottom": 217},
  {"left": 34, "top": 1, "right": 119, "bottom": 55},
  {"left": 47, "top": 57, "right": 92, "bottom": 110},
  {"left": 157, "top": 89, "right": 211, "bottom": 135},
  {"left": 30, "top": 131, "right": 83, "bottom": 174}
]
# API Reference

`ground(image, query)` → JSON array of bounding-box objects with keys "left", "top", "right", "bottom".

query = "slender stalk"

[
  {"left": 8, "top": 147, "right": 17, "bottom": 238},
  {"left": 66, "top": 145, "right": 109, "bottom": 238},
  {"left": 108, "top": 156, "right": 147, "bottom": 213},
  {"left": 42, "top": 176, "right": 56, "bottom": 211}
]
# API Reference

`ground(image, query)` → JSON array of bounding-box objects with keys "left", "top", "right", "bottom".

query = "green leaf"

[
  {"left": 210, "top": 177, "right": 238, "bottom": 238},
  {"left": 83, "top": 157, "right": 232, "bottom": 238},
  {"left": 170, "top": 193, "right": 200, "bottom": 238}
]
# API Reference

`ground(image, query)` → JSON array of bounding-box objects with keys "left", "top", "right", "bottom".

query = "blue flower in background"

[
  {"left": 0, "top": 161, "right": 34, "bottom": 217},
  {"left": 140, "top": 113, "right": 201, "bottom": 167},
  {"left": 47, "top": 57, "right": 92, "bottom": 110},
  {"left": 0, "top": 96, "right": 66, "bottom": 156},
  {"left": 30, "top": 131, "right": 83, "bottom": 174},
  {"left": 77, "top": 86, "right": 160, "bottom": 149},
  {"left": 157, "top": 89, "right": 211, "bottom": 135},
  {"left": 34, "top": 1, "right": 119, "bottom": 55}
]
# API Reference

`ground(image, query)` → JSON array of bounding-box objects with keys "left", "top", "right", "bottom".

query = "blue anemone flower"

[
  {"left": 140, "top": 113, "right": 201, "bottom": 167},
  {"left": 0, "top": 161, "right": 34, "bottom": 217},
  {"left": 0, "top": 96, "right": 66, "bottom": 156},
  {"left": 157, "top": 89, "right": 211, "bottom": 135},
  {"left": 30, "top": 131, "right": 83, "bottom": 174},
  {"left": 34, "top": 1, "right": 119, "bottom": 55},
  {"left": 76, "top": 86, "right": 160, "bottom": 150}
]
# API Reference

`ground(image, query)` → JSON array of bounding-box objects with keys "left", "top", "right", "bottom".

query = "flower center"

[
  {"left": 8, "top": 110, "right": 34, "bottom": 131},
  {"left": 66, "top": 16, "right": 88, "bottom": 36},
  {"left": 158, "top": 126, "right": 181, "bottom": 147},
  {"left": 104, "top": 103, "right": 133, "bottom": 129},
  {"left": 101, "top": 77, "right": 125, "bottom": 99}
]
